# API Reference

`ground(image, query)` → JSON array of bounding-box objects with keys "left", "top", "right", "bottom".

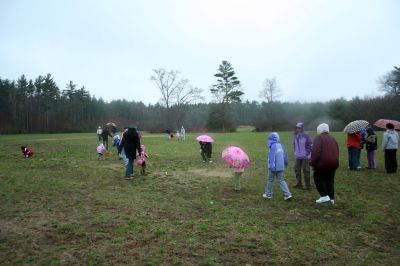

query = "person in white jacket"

[
  {"left": 382, "top": 123, "right": 399, "bottom": 173},
  {"left": 180, "top": 126, "right": 186, "bottom": 141},
  {"left": 96, "top": 126, "right": 102, "bottom": 141}
]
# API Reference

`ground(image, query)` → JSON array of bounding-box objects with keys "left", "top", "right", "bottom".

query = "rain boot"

[{"left": 234, "top": 172, "right": 242, "bottom": 191}]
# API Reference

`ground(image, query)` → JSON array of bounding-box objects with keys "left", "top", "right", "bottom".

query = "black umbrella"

[{"left": 343, "top": 120, "right": 370, "bottom": 133}]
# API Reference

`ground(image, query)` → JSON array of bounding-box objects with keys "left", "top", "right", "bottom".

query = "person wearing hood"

[
  {"left": 263, "top": 132, "right": 292, "bottom": 201},
  {"left": 382, "top": 123, "right": 398, "bottom": 173},
  {"left": 119, "top": 125, "right": 141, "bottom": 179},
  {"left": 293, "top": 122, "right": 313, "bottom": 190},
  {"left": 310, "top": 123, "right": 339, "bottom": 204},
  {"left": 365, "top": 127, "right": 378, "bottom": 169}
]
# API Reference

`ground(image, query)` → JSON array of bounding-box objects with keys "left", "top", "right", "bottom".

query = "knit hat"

[{"left": 317, "top": 123, "right": 329, "bottom": 134}]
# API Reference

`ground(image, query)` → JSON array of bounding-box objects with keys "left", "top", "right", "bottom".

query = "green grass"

[{"left": 0, "top": 132, "right": 399, "bottom": 265}]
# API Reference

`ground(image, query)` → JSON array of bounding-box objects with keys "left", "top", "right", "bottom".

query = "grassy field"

[{"left": 0, "top": 131, "right": 399, "bottom": 265}]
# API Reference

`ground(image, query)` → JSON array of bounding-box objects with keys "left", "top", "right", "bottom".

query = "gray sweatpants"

[{"left": 295, "top": 158, "right": 311, "bottom": 187}]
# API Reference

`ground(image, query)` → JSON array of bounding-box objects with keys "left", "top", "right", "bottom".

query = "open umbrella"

[
  {"left": 374, "top": 119, "right": 400, "bottom": 130},
  {"left": 106, "top": 122, "right": 117, "bottom": 128},
  {"left": 221, "top": 146, "right": 250, "bottom": 169},
  {"left": 196, "top": 135, "right": 214, "bottom": 143},
  {"left": 343, "top": 120, "right": 370, "bottom": 133}
]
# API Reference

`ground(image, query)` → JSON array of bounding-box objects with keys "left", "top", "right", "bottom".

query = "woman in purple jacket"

[{"left": 293, "top": 122, "right": 313, "bottom": 190}]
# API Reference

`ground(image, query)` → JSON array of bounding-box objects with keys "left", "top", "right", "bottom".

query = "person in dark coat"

[
  {"left": 119, "top": 125, "right": 141, "bottom": 179},
  {"left": 101, "top": 127, "right": 113, "bottom": 150},
  {"left": 199, "top": 141, "right": 213, "bottom": 163},
  {"left": 310, "top": 123, "right": 339, "bottom": 204},
  {"left": 365, "top": 127, "right": 378, "bottom": 169}
]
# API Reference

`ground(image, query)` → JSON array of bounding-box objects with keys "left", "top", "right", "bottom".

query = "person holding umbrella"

[
  {"left": 119, "top": 125, "right": 141, "bottom": 179},
  {"left": 196, "top": 135, "right": 214, "bottom": 163},
  {"left": 382, "top": 123, "right": 398, "bottom": 173},
  {"left": 221, "top": 146, "right": 250, "bottom": 191},
  {"left": 310, "top": 123, "right": 339, "bottom": 204},
  {"left": 344, "top": 120, "right": 370, "bottom": 171}
]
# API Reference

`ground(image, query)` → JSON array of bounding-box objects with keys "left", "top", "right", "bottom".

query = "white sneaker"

[
  {"left": 284, "top": 195, "right": 292, "bottom": 201},
  {"left": 330, "top": 199, "right": 335, "bottom": 204},
  {"left": 262, "top": 193, "right": 272, "bottom": 199},
  {"left": 316, "top": 196, "right": 330, "bottom": 203}
]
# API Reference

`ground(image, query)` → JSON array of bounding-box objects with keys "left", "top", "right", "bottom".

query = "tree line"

[{"left": 0, "top": 63, "right": 399, "bottom": 134}]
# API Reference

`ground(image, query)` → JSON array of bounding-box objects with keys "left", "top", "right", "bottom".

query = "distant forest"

[{"left": 0, "top": 73, "right": 399, "bottom": 134}]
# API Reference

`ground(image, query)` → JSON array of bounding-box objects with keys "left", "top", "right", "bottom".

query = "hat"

[
  {"left": 317, "top": 123, "right": 329, "bottom": 134},
  {"left": 296, "top": 122, "right": 304, "bottom": 129}
]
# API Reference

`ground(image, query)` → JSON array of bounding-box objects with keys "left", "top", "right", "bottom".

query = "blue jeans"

[
  {"left": 126, "top": 157, "right": 134, "bottom": 177},
  {"left": 265, "top": 170, "right": 291, "bottom": 198},
  {"left": 348, "top": 147, "right": 359, "bottom": 170}
]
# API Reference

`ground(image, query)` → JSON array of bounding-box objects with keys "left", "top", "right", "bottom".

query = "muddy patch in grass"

[{"left": 187, "top": 168, "right": 232, "bottom": 178}]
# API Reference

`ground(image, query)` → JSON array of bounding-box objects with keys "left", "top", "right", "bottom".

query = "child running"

[
  {"left": 263, "top": 132, "right": 292, "bottom": 201},
  {"left": 136, "top": 144, "right": 149, "bottom": 175}
]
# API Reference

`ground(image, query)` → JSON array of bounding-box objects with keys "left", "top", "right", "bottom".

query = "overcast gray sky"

[{"left": 1, "top": 0, "right": 399, "bottom": 104}]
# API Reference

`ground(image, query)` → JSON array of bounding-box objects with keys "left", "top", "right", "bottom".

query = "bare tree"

[
  {"left": 150, "top": 68, "right": 204, "bottom": 108},
  {"left": 378, "top": 66, "right": 400, "bottom": 97},
  {"left": 175, "top": 84, "right": 205, "bottom": 106},
  {"left": 259, "top": 77, "right": 281, "bottom": 103}
]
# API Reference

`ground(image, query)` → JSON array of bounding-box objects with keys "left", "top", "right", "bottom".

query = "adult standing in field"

[
  {"left": 96, "top": 126, "right": 102, "bottom": 141},
  {"left": 293, "top": 122, "right": 313, "bottom": 190},
  {"left": 181, "top": 126, "right": 186, "bottom": 140},
  {"left": 382, "top": 123, "right": 398, "bottom": 173},
  {"left": 347, "top": 132, "right": 362, "bottom": 170},
  {"left": 165, "top": 128, "right": 171, "bottom": 140},
  {"left": 119, "top": 125, "right": 141, "bottom": 179},
  {"left": 101, "top": 127, "right": 113, "bottom": 150},
  {"left": 310, "top": 123, "right": 339, "bottom": 204}
]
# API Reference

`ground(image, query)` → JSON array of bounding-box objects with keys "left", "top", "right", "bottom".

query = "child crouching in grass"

[
  {"left": 21, "top": 146, "right": 34, "bottom": 158},
  {"left": 263, "top": 132, "right": 292, "bottom": 201},
  {"left": 97, "top": 143, "right": 107, "bottom": 160}
]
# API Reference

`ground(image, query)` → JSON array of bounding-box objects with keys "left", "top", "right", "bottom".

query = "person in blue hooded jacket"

[{"left": 263, "top": 132, "right": 292, "bottom": 200}]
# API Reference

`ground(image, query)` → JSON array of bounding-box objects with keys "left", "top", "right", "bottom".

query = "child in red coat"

[{"left": 21, "top": 146, "right": 34, "bottom": 158}]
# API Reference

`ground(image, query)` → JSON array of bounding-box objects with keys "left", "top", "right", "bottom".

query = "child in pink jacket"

[{"left": 136, "top": 144, "right": 149, "bottom": 175}]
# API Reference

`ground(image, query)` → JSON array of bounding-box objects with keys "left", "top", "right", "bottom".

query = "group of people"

[
  {"left": 96, "top": 125, "right": 147, "bottom": 179},
  {"left": 165, "top": 126, "right": 186, "bottom": 141},
  {"left": 346, "top": 123, "right": 399, "bottom": 174},
  {"left": 94, "top": 121, "right": 398, "bottom": 203},
  {"left": 262, "top": 123, "right": 339, "bottom": 204},
  {"left": 195, "top": 121, "right": 398, "bottom": 205}
]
